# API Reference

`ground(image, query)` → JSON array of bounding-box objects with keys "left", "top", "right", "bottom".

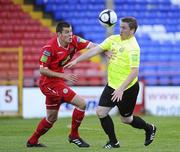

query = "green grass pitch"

[{"left": 0, "top": 115, "right": 180, "bottom": 152}]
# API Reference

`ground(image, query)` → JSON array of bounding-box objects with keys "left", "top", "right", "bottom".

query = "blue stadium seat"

[
  {"left": 171, "top": 76, "right": 180, "bottom": 85},
  {"left": 159, "top": 77, "right": 170, "bottom": 85},
  {"left": 144, "top": 76, "right": 158, "bottom": 85}
]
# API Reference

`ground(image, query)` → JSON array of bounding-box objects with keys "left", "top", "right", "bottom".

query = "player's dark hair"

[
  {"left": 121, "top": 17, "right": 138, "bottom": 33},
  {"left": 56, "top": 21, "right": 71, "bottom": 33}
]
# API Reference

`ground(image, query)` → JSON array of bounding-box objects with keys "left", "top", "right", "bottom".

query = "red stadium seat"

[
  {"left": 24, "top": 78, "right": 35, "bottom": 87},
  {"left": 88, "top": 77, "right": 103, "bottom": 86},
  {"left": 24, "top": 70, "right": 34, "bottom": 78}
]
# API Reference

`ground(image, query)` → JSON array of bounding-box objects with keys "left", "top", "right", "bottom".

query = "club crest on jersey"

[
  {"left": 63, "top": 88, "right": 68, "bottom": 94},
  {"left": 119, "top": 47, "right": 125, "bottom": 52},
  {"left": 43, "top": 50, "right": 51, "bottom": 56}
]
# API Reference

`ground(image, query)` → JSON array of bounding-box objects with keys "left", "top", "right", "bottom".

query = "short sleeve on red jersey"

[
  {"left": 39, "top": 47, "right": 52, "bottom": 68},
  {"left": 75, "top": 35, "right": 91, "bottom": 50}
]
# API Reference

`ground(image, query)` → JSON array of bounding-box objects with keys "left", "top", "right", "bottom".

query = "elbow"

[
  {"left": 135, "top": 69, "right": 139, "bottom": 76},
  {"left": 40, "top": 70, "right": 44, "bottom": 75},
  {"left": 131, "top": 67, "right": 139, "bottom": 77},
  {"left": 88, "top": 43, "right": 97, "bottom": 49},
  {"left": 39, "top": 68, "right": 44, "bottom": 75}
]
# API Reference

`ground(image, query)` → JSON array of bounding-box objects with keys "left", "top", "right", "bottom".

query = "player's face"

[
  {"left": 60, "top": 27, "right": 73, "bottom": 43},
  {"left": 120, "top": 22, "right": 134, "bottom": 40}
]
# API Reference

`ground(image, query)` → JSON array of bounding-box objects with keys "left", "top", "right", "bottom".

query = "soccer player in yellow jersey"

[{"left": 65, "top": 17, "right": 156, "bottom": 148}]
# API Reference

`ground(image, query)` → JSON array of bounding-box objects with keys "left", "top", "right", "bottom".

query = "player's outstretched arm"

[
  {"left": 65, "top": 45, "right": 104, "bottom": 68},
  {"left": 40, "top": 66, "right": 78, "bottom": 83}
]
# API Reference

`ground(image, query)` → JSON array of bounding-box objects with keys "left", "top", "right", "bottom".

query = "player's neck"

[
  {"left": 57, "top": 37, "right": 68, "bottom": 48},
  {"left": 121, "top": 34, "right": 133, "bottom": 41},
  {"left": 60, "top": 41, "right": 68, "bottom": 48}
]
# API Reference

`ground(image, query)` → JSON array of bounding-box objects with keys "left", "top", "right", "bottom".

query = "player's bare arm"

[
  {"left": 111, "top": 67, "right": 139, "bottom": 102},
  {"left": 40, "top": 66, "right": 78, "bottom": 83},
  {"left": 65, "top": 45, "right": 104, "bottom": 68},
  {"left": 87, "top": 42, "right": 97, "bottom": 49}
]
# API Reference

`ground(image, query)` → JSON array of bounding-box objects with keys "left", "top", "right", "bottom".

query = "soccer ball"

[{"left": 98, "top": 9, "right": 117, "bottom": 28}]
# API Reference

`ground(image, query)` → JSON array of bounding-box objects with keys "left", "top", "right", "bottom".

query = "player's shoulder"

[
  {"left": 130, "top": 36, "right": 140, "bottom": 50},
  {"left": 70, "top": 35, "right": 79, "bottom": 46},
  {"left": 72, "top": 35, "right": 77, "bottom": 41},
  {"left": 47, "top": 35, "right": 57, "bottom": 45},
  {"left": 73, "top": 35, "right": 88, "bottom": 43},
  {"left": 42, "top": 35, "right": 57, "bottom": 50}
]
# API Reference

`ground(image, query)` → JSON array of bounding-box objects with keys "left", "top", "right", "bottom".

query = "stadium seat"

[
  {"left": 88, "top": 77, "right": 103, "bottom": 86},
  {"left": 171, "top": 76, "right": 180, "bottom": 85},
  {"left": 144, "top": 76, "right": 158, "bottom": 86},
  {"left": 74, "top": 77, "right": 88, "bottom": 86},
  {"left": 159, "top": 77, "right": 171, "bottom": 85},
  {"left": 24, "top": 78, "right": 35, "bottom": 87}
]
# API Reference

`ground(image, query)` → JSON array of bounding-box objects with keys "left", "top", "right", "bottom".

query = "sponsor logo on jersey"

[{"left": 60, "top": 55, "right": 71, "bottom": 66}]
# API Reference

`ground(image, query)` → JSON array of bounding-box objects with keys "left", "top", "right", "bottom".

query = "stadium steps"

[{"left": 12, "top": 0, "right": 56, "bottom": 33}]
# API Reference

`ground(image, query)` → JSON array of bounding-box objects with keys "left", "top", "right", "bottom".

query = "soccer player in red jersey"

[{"left": 26, "top": 21, "right": 96, "bottom": 148}]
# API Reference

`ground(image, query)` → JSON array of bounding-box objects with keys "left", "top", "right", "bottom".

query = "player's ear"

[{"left": 130, "top": 28, "right": 135, "bottom": 35}]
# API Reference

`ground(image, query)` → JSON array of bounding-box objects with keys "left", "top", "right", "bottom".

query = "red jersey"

[{"left": 39, "top": 35, "right": 90, "bottom": 85}]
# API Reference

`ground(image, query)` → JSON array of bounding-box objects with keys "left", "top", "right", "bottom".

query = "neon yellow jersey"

[{"left": 99, "top": 35, "right": 140, "bottom": 89}]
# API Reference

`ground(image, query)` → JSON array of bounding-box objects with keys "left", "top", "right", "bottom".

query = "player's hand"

[
  {"left": 64, "top": 60, "right": 77, "bottom": 68},
  {"left": 105, "top": 50, "right": 116, "bottom": 60},
  {"left": 63, "top": 73, "right": 78, "bottom": 83},
  {"left": 104, "top": 51, "right": 113, "bottom": 59},
  {"left": 111, "top": 88, "right": 124, "bottom": 102}
]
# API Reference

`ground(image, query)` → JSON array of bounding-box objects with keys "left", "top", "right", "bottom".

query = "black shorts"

[{"left": 99, "top": 82, "right": 139, "bottom": 117}]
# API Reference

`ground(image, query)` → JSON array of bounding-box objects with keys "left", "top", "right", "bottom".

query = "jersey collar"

[{"left": 57, "top": 37, "right": 69, "bottom": 49}]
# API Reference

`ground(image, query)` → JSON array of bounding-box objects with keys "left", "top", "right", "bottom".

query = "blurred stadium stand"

[
  {"left": 34, "top": 0, "right": 107, "bottom": 43},
  {"left": 0, "top": 0, "right": 54, "bottom": 87},
  {"left": 0, "top": 0, "right": 180, "bottom": 86}
]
